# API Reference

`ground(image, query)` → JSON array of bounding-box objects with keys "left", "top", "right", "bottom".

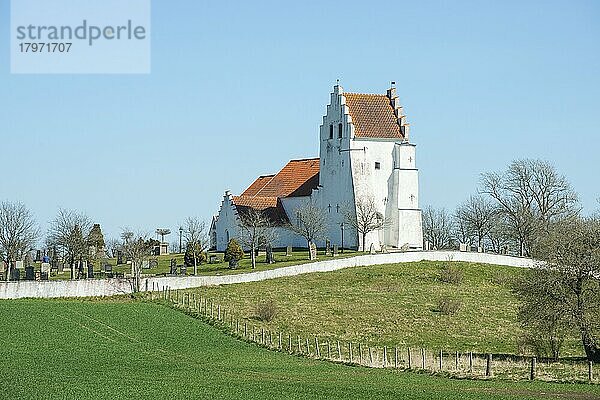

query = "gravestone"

[
  {"left": 149, "top": 259, "right": 159, "bottom": 269},
  {"left": 381, "top": 244, "right": 388, "bottom": 253},
  {"left": 104, "top": 263, "right": 112, "bottom": 273},
  {"left": 15, "top": 260, "right": 24, "bottom": 270},
  {"left": 333, "top": 245, "right": 339, "bottom": 257},
  {"left": 170, "top": 264, "right": 177, "bottom": 275},
  {"left": 116, "top": 251, "right": 123, "bottom": 265},
  {"left": 459, "top": 243, "right": 468, "bottom": 252},
  {"left": 142, "top": 260, "right": 150, "bottom": 270},
  {"left": 369, "top": 243, "right": 376, "bottom": 255},
  {"left": 41, "top": 263, "right": 51, "bottom": 274},
  {"left": 209, "top": 255, "right": 218, "bottom": 263},
  {"left": 266, "top": 245, "right": 274, "bottom": 264},
  {"left": 179, "top": 265, "right": 187, "bottom": 275},
  {"left": 57, "top": 262, "right": 64, "bottom": 273},
  {"left": 309, "top": 243, "right": 317, "bottom": 260},
  {"left": 10, "top": 267, "right": 20, "bottom": 281},
  {"left": 40, "top": 272, "right": 49, "bottom": 281},
  {"left": 87, "top": 263, "right": 94, "bottom": 278},
  {"left": 35, "top": 250, "right": 42, "bottom": 262},
  {"left": 477, "top": 246, "right": 483, "bottom": 253},
  {"left": 25, "top": 266, "right": 35, "bottom": 280},
  {"left": 469, "top": 245, "right": 478, "bottom": 252},
  {"left": 286, "top": 245, "right": 292, "bottom": 257},
  {"left": 325, "top": 240, "right": 331, "bottom": 256},
  {"left": 229, "top": 258, "right": 238, "bottom": 269}
]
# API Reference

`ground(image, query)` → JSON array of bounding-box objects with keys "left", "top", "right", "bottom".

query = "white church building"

[{"left": 211, "top": 82, "right": 423, "bottom": 252}]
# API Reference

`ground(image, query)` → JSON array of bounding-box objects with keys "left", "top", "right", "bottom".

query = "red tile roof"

[
  {"left": 232, "top": 196, "right": 289, "bottom": 224},
  {"left": 241, "top": 158, "right": 320, "bottom": 199},
  {"left": 241, "top": 175, "right": 276, "bottom": 197},
  {"left": 344, "top": 93, "right": 404, "bottom": 139}
]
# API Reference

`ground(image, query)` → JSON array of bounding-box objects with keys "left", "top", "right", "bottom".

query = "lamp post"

[
  {"left": 179, "top": 227, "right": 183, "bottom": 254},
  {"left": 340, "top": 222, "right": 344, "bottom": 253}
]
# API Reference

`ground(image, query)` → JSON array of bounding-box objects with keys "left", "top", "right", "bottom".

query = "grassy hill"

[
  {"left": 184, "top": 260, "right": 583, "bottom": 356},
  {"left": 0, "top": 299, "right": 597, "bottom": 400}
]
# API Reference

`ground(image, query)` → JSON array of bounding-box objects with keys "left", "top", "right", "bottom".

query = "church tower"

[{"left": 316, "top": 82, "right": 423, "bottom": 250}]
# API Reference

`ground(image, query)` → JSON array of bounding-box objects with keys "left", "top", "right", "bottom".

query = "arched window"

[
  {"left": 329, "top": 125, "right": 333, "bottom": 139},
  {"left": 338, "top": 123, "right": 343, "bottom": 138}
]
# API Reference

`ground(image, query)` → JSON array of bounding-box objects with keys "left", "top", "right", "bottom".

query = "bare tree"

[
  {"left": 120, "top": 228, "right": 152, "bottom": 293},
  {"left": 238, "top": 209, "right": 278, "bottom": 269},
  {"left": 422, "top": 206, "right": 454, "bottom": 250},
  {"left": 481, "top": 159, "right": 579, "bottom": 256},
  {"left": 105, "top": 237, "right": 121, "bottom": 258},
  {"left": 288, "top": 199, "right": 328, "bottom": 260},
  {"left": 47, "top": 209, "right": 92, "bottom": 279},
  {"left": 182, "top": 217, "right": 208, "bottom": 275},
  {"left": 455, "top": 195, "right": 497, "bottom": 248},
  {"left": 0, "top": 201, "right": 39, "bottom": 281},
  {"left": 516, "top": 216, "right": 600, "bottom": 362},
  {"left": 344, "top": 197, "right": 385, "bottom": 252}
]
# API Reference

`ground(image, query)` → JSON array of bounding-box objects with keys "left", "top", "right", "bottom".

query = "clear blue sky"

[{"left": 0, "top": 0, "right": 598, "bottom": 242}]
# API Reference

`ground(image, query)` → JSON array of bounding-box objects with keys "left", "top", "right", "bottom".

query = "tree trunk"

[
  {"left": 581, "top": 328, "right": 600, "bottom": 362},
  {"left": 194, "top": 256, "right": 198, "bottom": 275},
  {"left": 251, "top": 244, "right": 256, "bottom": 269},
  {"left": 362, "top": 232, "right": 367, "bottom": 252}
]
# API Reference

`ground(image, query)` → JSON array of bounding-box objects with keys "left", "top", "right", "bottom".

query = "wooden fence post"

[
  {"left": 217, "top": 304, "right": 221, "bottom": 321},
  {"left": 315, "top": 337, "right": 320, "bottom": 358},
  {"left": 210, "top": 302, "right": 214, "bottom": 319},
  {"left": 261, "top": 328, "right": 265, "bottom": 345},
  {"left": 369, "top": 347, "right": 373, "bottom": 367},
  {"left": 383, "top": 346, "right": 388, "bottom": 368},
  {"left": 408, "top": 348, "right": 412, "bottom": 369},
  {"left": 394, "top": 347, "right": 398, "bottom": 369},
  {"left": 305, "top": 338, "right": 310, "bottom": 355},
  {"left": 327, "top": 341, "right": 331, "bottom": 359},
  {"left": 439, "top": 350, "right": 443, "bottom": 371},
  {"left": 337, "top": 341, "right": 342, "bottom": 360},
  {"left": 288, "top": 334, "right": 292, "bottom": 353},
  {"left": 589, "top": 361, "right": 593, "bottom": 382},
  {"left": 455, "top": 351, "right": 459, "bottom": 370},
  {"left": 298, "top": 336, "right": 302, "bottom": 354},
  {"left": 359, "top": 343, "right": 363, "bottom": 365},
  {"left": 278, "top": 332, "right": 282, "bottom": 350},
  {"left": 485, "top": 354, "right": 492, "bottom": 377},
  {"left": 421, "top": 348, "right": 426, "bottom": 370},
  {"left": 349, "top": 342, "right": 353, "bottom": 363},
  {"left": 530, "top": 357, "right": 536, "bottom": 380},
  {"left": 468, "top": 352, "right": 473, "bottom": 373}
]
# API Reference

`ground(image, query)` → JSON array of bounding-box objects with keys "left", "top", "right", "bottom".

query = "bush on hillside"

[
  {"left": 255, "top": 299, "right": 277, "bottom": 322},
  {"left": 436, "top": 295, "right": 462, "bottom": 315},
  {"left": 439, "top": 264, "right": 464, "bottom": 285}
]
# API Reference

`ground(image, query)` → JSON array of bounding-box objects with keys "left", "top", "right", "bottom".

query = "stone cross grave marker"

[
  {"left": 333, "top": 245, "right": 339, "bottom": 257},
  {"left": 286, "top": 245, "right": 292, "bottom": 256}
]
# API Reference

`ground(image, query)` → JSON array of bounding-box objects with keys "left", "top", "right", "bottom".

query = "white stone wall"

[
  {"left": 0, "top": 251, "right": 535, "bottom": 299},
  {"left": 214, "top": 192, "right": 242, "bottom": 251}
]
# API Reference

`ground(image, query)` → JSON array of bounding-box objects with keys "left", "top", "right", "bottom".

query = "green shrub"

[{"left": 224, "top": 239, "right": 244, "bottom": 263}]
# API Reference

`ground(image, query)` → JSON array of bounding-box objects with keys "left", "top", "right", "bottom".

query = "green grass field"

[
  {"left": 1, "top": 299, "right": 598, "bottom": 400},
  {"left": 184, "top": 261, "right": 584, "bottom": 356}
]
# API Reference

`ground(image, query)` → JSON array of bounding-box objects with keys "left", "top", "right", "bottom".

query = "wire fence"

[{"left": 148, "top": 286, "right": 596, "bottom": 384}]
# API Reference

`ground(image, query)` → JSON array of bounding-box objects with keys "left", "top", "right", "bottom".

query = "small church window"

[
  {"left": 338, "top": 123, "right": 343, "bottom": 138},
  {"left": 328, "top": 204, "right": 332, "bottom": 213},
  {"left": 375, "top": 162, "right": 381, "bottom": 170},
  {"left": 329, "top": 125, "right": 333, "bottom": 139}
]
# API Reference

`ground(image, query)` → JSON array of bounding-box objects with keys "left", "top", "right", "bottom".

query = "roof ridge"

[
  {"left": 288, "top": 157, "right": 320, "bottom": 162},
  {"left": 344, "top": 92, "right": 387, "bottom": 97}
]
